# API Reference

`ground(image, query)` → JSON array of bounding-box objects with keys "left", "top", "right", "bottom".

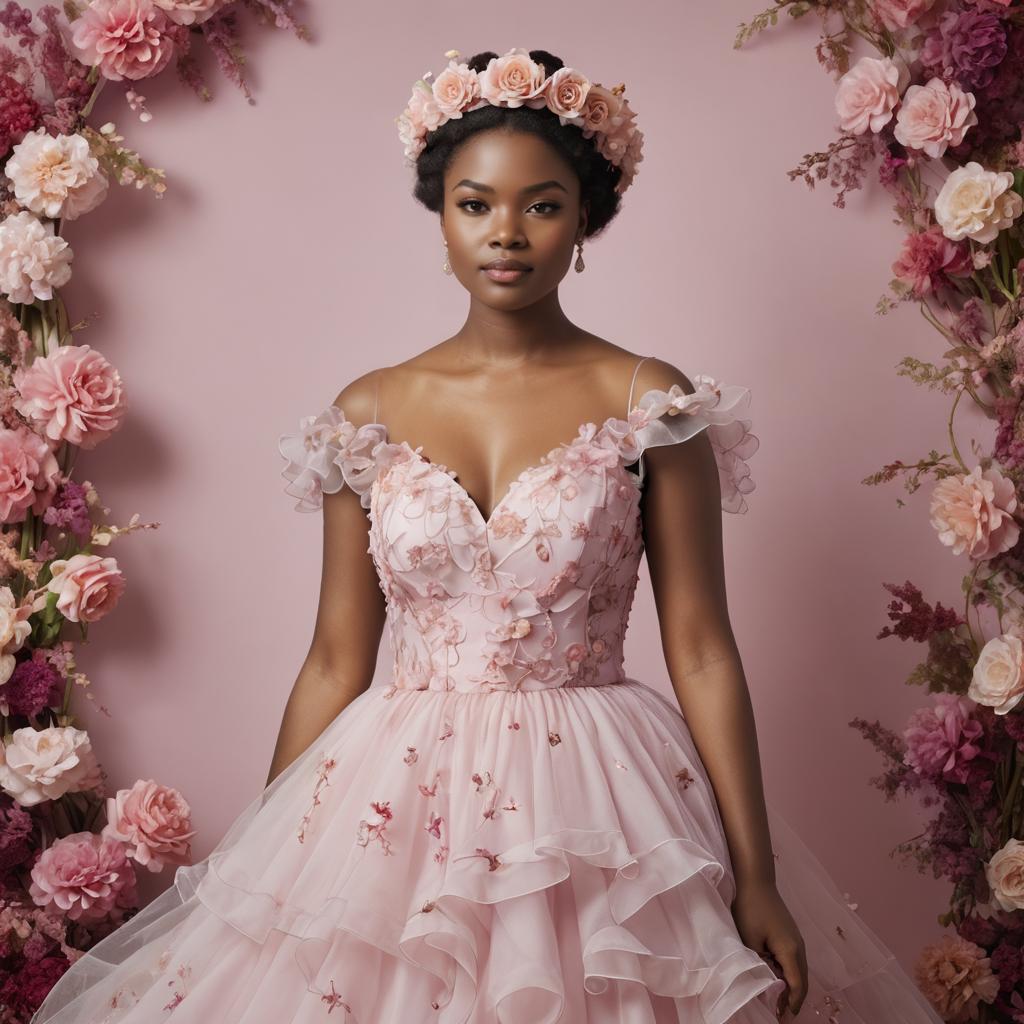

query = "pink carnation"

[
  {"left": 69, "top": 0, "right": 178, "bottom": 82},
  {"left": 0, "top": 425, "right": 60, "bottom": 525},
  {"left": 903, "top": 693, "right": 984, "bottom": 783},
  {"left": 43, "top": 553, "right": 125, "bottom": 624},
  {"left": 102, "top": 779, "right": 196, "bottom": 872},
  {"left": 892, "top": 224, "right": 973, "bottom": 297},
  {"left": 930, "top": 464, "right": 1020, "bottom": 560},
  {"left": 13, "top": 343, "right": 127, "bottom": 451},
  {"left": 29, "top": 830, "right": 138, "bottom": 922}
]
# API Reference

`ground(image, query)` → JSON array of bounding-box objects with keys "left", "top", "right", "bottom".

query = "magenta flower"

[{"left": 903, "top": 692, "right": 984, "bottom": 783}]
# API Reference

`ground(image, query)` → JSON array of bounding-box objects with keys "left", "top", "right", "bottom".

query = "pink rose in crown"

[
  {"left": 69, "top": 0, "right": 180, "bottom": 82},
  {"left": 44, "top": 553, "right": 126, "bottom": 624},
  {"left": 102, "top": 778, "right": 196, "bottom": 872},
  {"left": 479, "top": 47, "right": 547, "bottom": 108},
  {"left": 929, "top": 464, "right": 1020, "bottom": 560},
  {"left": 0, "top": 425, "right": 60, "bottom": 525},
  {"left": 29, "top": 830, "right": 138, "bottom": 922},
  {"left": 431, "top": 60, "right": 481, "bottom": 118},
  {"left": 545, "top": 67, "right": 591, "bottom": 118},
  {"left": 14, "top": 343, "right": 127, "bottom": 450}
]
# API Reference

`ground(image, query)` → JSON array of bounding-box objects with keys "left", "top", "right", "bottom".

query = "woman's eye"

[{"left": 456, "top": 200, "right": 561, "bottom": 214}]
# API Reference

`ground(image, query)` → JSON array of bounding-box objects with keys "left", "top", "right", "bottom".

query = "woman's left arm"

[{"left": 637, "top": 359, "right": 808, "bottom": 1017}]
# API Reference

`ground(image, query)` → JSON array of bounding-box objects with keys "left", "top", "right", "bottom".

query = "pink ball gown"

[{"left": 29, "top": 363, "right": 945, "bottom": 1024}]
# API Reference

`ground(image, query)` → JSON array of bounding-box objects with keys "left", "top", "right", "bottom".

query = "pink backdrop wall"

[{"left": 53, "top": 0, "right": 974, "bottom": 971}]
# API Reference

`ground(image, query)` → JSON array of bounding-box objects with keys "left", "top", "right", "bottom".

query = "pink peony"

[
  {"left": 69, "top": 0, "right": 178, "bottom": 82},
  {"left": 914, "top": 933, "right": 1000, "bottom": 1021},
  {"left": 0, "top": 726, "right": 102, "bottom": 807},
  {"left": 870, "top": 0, "right": 937, "bottom": 31},
  {"left": 903, "top": 693, "right": 984, "bottom": 782},
  {"left": 478, "top": 47, "right": 548, "bottom": 108},
  {"left": 929, "top": 464, "right": 1019, "bottom": 560},
  {"left": 43, "top": 553, "right": 125, "bottom": 624},
  {"left": 892, "top": 224, "right": 973, "bottom": 297},
  {"left": 102, "top": 779, "right": 196, "bottom": 872},
  {"left": 894, "top": 77, "right": 978, "bottom": 158},
  {"left": 0, "top": 425, "right": 60, "bottom": 525},
  {"left": 29, "top": 830, "right": 137, "bottom": 922},
  {"left": 13, "top": 343, "right": 127, "bottom": 450},
  {"left": 835, "top": 56, "right": 906, "bottom": 135}
]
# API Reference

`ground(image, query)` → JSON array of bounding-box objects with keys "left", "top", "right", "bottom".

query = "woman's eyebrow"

[{"left": 452, "top": 179, "right": 568, "bottom": 195}]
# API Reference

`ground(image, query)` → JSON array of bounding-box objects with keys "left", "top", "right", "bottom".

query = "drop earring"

[
  {"left": 442, "top": 242, "right": 453, "bottom": 275},
  {"left": 574, "top": 239, "right": 585, "bottom": 273}
]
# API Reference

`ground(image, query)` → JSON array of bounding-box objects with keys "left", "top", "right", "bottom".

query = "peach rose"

[
  {"left": 431, "top": 60, "right": 481, "bottom": 118},
  {"left": 870, "top": 0, "right": 936, "bottom": 31},
  {"left": 835, "top": 56, "right": 907, "bottom": 135},
  {"left": 478, "top": 47, "right": 548, "bottom": 108},
  {"left": 929, "top": 464, "right": 1019, "bottom": 560},
  {"left": 102, "top": 778, "right": 196, "bottom": 872},
  {"left": 985, "top": 838, "right": 1024, "bottom": 911},
  {"left": 0, "top": 425, "right": 61, "bottom": 525},
  {"left": 545, "top": 67, "right": 591, "bottom": 119},
  {"left": 45, "top": 553, "right": 126, "bottom": 624},
  {"left": 894, "top": 77, "right": 978, "bottom": 158},
  {"left": 0, "top": 725, "right": 102, "bottom": 806},
  {"left": 969, "top": 634, "right": 1024, "bottom": 714},
  {"left": 914, "top": 933, "right": 999, "bottom": 1021},
  {"left": 934, "top": 161, "right": 1023, "bottom": 244},
  {"left": 13, "top": 343, "right": 127, "bottom": 450}
]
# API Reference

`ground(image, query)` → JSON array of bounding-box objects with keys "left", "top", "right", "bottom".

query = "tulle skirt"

[{"left": 29, "top": 679, "right": 944, "bottom": 1023}]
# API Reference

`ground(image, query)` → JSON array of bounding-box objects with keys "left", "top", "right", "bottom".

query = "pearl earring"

[
  {"left": 574, "top": 239, "right": 585, "bottom": 273},
  {"left": 442, "top": 242, "right": 453, "bottom": 275}
]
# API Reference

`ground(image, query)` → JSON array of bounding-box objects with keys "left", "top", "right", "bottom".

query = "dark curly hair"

[{"left": 411, "top": 49, "right": 624, "bottom": 240}]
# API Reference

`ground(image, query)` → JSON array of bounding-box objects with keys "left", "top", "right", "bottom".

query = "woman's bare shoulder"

[{"left": 331, "top": 368, "right": 386, "bottom": 428}]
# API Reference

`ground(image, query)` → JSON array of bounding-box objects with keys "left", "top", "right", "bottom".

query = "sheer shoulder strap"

[
  {"left": 278, "top": 405, "right": 387, "bottom": 512},
  {"left": 626, "top": 374, "right": 759, "bottom": 514}
]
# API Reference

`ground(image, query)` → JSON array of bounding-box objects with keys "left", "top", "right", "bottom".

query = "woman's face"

[{"left": 440, "top": 128, "right": 588, "bottom": 309}]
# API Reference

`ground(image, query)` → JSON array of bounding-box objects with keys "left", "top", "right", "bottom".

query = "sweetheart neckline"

[{"left": 379, "top": 409, "right": 643, "bottom": 528}]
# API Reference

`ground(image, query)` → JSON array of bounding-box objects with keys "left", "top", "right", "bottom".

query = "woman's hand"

[{"left": 731, "top": 879, "right": 808, "bottom": 1018}]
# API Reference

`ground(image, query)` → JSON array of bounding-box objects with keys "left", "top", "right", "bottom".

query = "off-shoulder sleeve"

[
  {"left": 631, "top": 375, "right": 760, "bottom": 515},
  {"left": 277, "top": 405, "right": 387, "bottom": 512}
]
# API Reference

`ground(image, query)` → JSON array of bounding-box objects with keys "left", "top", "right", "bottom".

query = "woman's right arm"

[{"left": 264, "top": 372, "right": 387, "bottom": 787}]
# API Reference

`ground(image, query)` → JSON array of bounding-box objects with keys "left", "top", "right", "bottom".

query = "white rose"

[
  {"left": 935, "top": 161, "right": 1023, "bottom": 244},
  {"left": 0, "top": 211, "right": 73, "bottom": 303},
  {"left": 4, "top": 128, "right": 109, "bottom": 222},
  {"left": 0, "top": 726, "right": 102, "bottom": 806},
  {"left": 985, "top": 838, "right": 1024, "bottom": 912},
  {"left": 968, "top": 634, "right": 1024, "bottom": 715},
  {"left": 0, "top": 585, "right": 32, "bottom": 685}
]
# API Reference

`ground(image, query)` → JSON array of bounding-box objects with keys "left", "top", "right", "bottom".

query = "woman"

[{"left": 31, "top": 47, "right": 945, "bottom": 1024}]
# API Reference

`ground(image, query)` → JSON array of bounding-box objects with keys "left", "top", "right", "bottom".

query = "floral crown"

[{"left": 395, "top": 47, "right": 645, "bottom": 196}]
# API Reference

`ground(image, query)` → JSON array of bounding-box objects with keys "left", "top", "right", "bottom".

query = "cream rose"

[
  {"left": 0, "top": 726, "right": 102, "bottom": 806},
  {"left": 935, "top": 161, "right": 1024, "bottom": 244},
  {"left": 0, "top": 585, "right": 33, "bottom": 685},
  {"left": 969, "top": 634, "right": 1024, "bottom": 715},
  {"left": 985, "top": 838, "right": 1024, "bottom": 912}
]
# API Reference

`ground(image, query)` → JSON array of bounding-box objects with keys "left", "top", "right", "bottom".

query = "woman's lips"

[{"left": 483, "top": 267, "right": 531, "bottom": 282}]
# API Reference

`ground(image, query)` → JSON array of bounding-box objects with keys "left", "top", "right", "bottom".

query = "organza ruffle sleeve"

[
  {"left": 629, "top": 375, "right": 760, "bottom": 515},
  {"left": 277, "top": 405, "right": 387, "bottom": 512}
]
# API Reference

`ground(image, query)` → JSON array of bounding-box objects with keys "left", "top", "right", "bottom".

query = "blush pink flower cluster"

[{"left": 396, "top": 47, "right": 645, "bottom": 196}]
